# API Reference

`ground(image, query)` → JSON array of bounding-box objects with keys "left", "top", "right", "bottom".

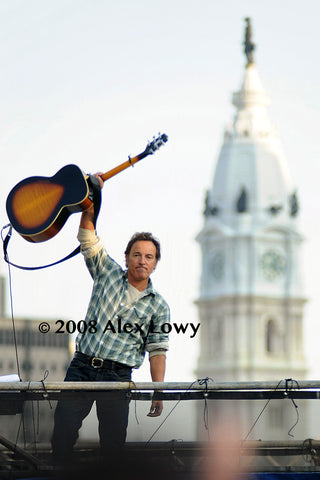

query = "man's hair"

[{"left": 124, "top": 232, "right": 161, "bottom": 261}]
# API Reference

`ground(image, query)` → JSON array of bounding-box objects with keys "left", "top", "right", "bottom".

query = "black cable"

[
  {"left": 40, "top": 369, "right": 52, "bottom": 410},
  {"left": 1, "top": 227, "right": 22, "bottom": 381},
  {"left": 198, "top": 377, "right": 214, "bottom": 441},
  {"left": 145, "top": 379, "right": 198, "bottom": 445},
  {"left": 243, "top": 378, "right": 301, "bottom": 442},
  {"left": 285, "top": 378, "right": 300, "bottom": 438},
  {"left": 145, "top": 378, "right": 213, "bottom": 445},
  {"left": 243, "top": 379, "right": 283, "bottom": 441},
  {"left": 1, "top": 226, "right": 30, "bottom": 474},
  {"left": 128, "top": 380, "right": 140, "bottom": 425},
  {"left": 28, "top": 371, "right": 53, "bottom": 457},
  {"left": 288, "top": 399, "right": 299, "bottom": 438},
  {"left": 2, "top": 222, "right": 80, "bottom": 270},
  {"left": 28, "top": 381, "right": 38, "bottom": 456},
  {"left": 144, "top": 395, "right": 183, "bottom": 445}
]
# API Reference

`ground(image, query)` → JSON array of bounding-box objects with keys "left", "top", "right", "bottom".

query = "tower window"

[{"left": 266, "top": 319, "right": 277, "bottom": 354}]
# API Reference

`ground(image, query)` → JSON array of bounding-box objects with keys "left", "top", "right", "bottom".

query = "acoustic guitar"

[{"left": 6, "top": 133, "right": 168, "bottom": 243}]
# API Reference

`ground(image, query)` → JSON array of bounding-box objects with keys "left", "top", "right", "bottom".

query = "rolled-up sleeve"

[
  {"left": 147, "top": 346, "right": 168, "bottom": 359},
  {"left": 77, "top": 228, "right": 104, "bottom": 258},
  {"left": 145, "top": 300, "right": 170, "bottom": 359}
]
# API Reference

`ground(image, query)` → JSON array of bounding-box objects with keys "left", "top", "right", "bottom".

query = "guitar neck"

[
  {"left": 101, "top": 151, "right": 148, "bottom": 182},
  {"left": 100, "top": 133, "right": 168, "bottom": 182}
]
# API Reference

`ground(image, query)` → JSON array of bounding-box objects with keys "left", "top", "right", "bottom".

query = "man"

[{"left": 51, "top": 175, "right": 170, "bottom": 464}]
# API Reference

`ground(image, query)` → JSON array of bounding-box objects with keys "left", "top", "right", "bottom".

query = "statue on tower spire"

[{"left": 243, "top": 17, "right": 255, "bottom": 66}]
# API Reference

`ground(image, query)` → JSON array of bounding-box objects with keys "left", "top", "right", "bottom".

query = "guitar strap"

[
  {"left": 2, "top": 174, "right": 102, "bottom": 271},
  {"left": 87, "top": 174, "right": 102, "bottom": 228}
]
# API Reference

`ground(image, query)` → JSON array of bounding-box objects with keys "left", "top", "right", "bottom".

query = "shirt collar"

[{"left": 124, "top": 272, "right": 155, "bottom": 296}]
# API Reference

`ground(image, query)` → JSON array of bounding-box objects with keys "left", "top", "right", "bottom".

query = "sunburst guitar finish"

[{"left": 6, "top": 165, "right": 91, "bottom": 243}]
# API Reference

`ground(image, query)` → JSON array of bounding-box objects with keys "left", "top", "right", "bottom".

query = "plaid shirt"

[{"left": 76, "top": 243, "right": 170, "bottom": 368}]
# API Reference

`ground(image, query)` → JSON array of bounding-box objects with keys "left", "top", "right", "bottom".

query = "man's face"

[{"left": 126, "top": 240, "right": 158, "bottom": 287}]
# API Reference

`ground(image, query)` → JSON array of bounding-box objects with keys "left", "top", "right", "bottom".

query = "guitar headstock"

[{"left": 145, "top": 133, "right": 168, "bottom": 155}]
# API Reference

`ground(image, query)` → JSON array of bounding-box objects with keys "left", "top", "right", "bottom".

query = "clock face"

[
  {"left": 261, "top": 250, "right": 286, "bottom": 281},
  {"left": 211, "top": 252, "right": 225, "bottom": 280}
]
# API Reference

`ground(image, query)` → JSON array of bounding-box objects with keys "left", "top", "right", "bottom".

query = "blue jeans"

[{"left": 51, "top": 352, "right": 132, "bottom": 463}]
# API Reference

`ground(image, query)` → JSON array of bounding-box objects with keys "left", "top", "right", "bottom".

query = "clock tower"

[{"left": 195, "top": 19, "right": 308, "bottom": 440}]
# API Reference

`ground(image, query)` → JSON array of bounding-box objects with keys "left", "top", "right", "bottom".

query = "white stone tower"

[{"left": 195, "top": 19, "right": 308, "bottom": 440}]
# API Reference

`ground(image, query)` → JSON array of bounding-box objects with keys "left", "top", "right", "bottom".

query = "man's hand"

[
  {"left": 148, "top": 354, "right": 166, "bottom": 417},
  {"left": 147, "top": 399, "right": 163, "bottom": 417},
  {"left": 80, "top": 172, "right": 104, "bottom": 230},
  {"left": 92, "top": 172, "right": 104, "bottom": 189}
]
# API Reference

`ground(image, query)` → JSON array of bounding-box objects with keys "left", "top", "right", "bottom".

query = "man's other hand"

[{"left": 147, "top": 399, "right": 163, "bottom": 417}]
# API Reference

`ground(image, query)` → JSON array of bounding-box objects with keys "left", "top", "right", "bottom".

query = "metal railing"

[{"left": 0, "top": 379, "right": 318, "bottom": 400}]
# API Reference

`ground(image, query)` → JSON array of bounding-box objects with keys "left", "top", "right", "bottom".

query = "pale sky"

[{"left": 1, "top": 0, "right": 320, "bottom": 393}]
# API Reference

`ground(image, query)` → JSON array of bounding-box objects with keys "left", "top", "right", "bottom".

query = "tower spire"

[{"left": 243, "top": 17, "right": 255, "bottom": 66}]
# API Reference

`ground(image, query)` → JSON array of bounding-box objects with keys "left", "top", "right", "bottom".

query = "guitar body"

[{"left": 6, "top": 165, "right": 92, "bottom": 243}]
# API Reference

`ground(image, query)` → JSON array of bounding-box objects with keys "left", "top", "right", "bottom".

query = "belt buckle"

[{"left": 91, "top": 357, "right": 104, "bottom": 368}]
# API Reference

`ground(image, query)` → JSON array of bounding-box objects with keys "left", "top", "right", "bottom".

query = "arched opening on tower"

[{"left": 266, "top": 319, "right": 277, "bottom": 354}]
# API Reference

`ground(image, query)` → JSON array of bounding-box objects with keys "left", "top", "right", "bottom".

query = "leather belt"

[{"left": 75, "top": 351, "right": 131, "bottom": 370}]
